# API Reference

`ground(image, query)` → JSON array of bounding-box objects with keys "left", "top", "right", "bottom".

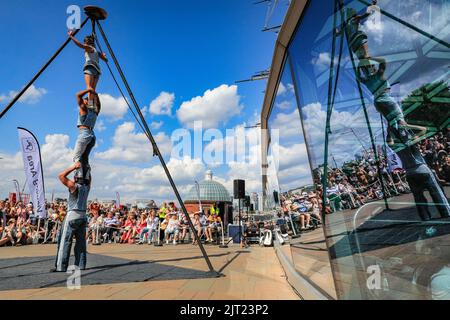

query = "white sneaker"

[
  {"left": 173, "top": 240, "right": 177, "bottom": 245},
  {"left": 165, "top": 240, "right": 169, "bottom": 244}
]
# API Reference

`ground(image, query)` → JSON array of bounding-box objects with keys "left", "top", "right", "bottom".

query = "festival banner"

[{"left": 17, "top": 127, "right": 47, "bottom": 218}]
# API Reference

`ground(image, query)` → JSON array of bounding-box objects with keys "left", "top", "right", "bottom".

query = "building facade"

[{"left": 261, "top": 0, "right": 450, "bottom": 299}]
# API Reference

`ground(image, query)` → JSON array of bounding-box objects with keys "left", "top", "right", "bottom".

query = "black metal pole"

[
  {"left": 322, "top": 0, "right": 338, "bottom": 217},
  {"left": 0, "top": 18, "right": 89, "bottom": 119},
  {"left": 95, "top": 21, "right": 216, "bottom": 274},
  {"left": 238, "top": 199, "right": 242, "bottom": 245}
]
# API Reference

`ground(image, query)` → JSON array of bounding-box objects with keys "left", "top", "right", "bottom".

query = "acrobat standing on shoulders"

[
  {"left": 68, "top": 30, "right": 107, "bottom": 105},
  {"left": 73, "top": 87, "right": 101, "bottom": 181},
  {"left": 357, "top": 57, "right": 450, "bottom": 220}
]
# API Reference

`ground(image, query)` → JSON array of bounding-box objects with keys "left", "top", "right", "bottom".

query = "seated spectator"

[
  {"left": 290, "top": 202, "right": 312, "bottom": 231},
  {"left": 138, "top": 209, "right": 159, "bottom": 244},
  {"left": 88, "top": 212, "right": 102, "bottom": 245},
  {"left": 192, "top": 212, "right": 202, "bottom": 245},
  {"left": 178, "top": 214, "right": 190, "bottom": 243},
  {"left": 165, "top": 212, "right": 180, "bottom": 245},
  {"left": 103, "top": 210, "right": 120, "bottom": 243},
  {"left": 120, "top": 213, "right": 137, "bottom": 244},
  {"left": 206, "top": 213, "right": 222, "bottom": 243},
  {"left": 133, "top": 212, "right": 148, "bottom": 241},
  {"left": 0, "top": 200, "right": 6, "bottom": 234}
]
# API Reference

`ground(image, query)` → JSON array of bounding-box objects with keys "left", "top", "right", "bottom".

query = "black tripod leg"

[{"left": 95, "top": 20, "right": 217, "bottom": 274}]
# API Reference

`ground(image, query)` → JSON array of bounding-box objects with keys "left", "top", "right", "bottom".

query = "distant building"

[
  {"left": 250, "top": 192, "right": 259, "bottom": 211},
  {"left": 184, "top": 170, "right": 233, "bottom": 226}
]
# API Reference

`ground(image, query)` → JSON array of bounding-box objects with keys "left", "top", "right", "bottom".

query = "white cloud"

[
  {"left": 0, "top": 134, "right": 75, "bottom": 202},
  {"left": 0, "top": 85, "right": 47, "bottom": 105},
  {"left": 149, "top": 91, "right": 175, "bottom": 116},
  {"left": 361, "top": 2, "right": 449, "bottom": 46},
  {"left": 277, "top": 82, "right": 287, "bottom": 96},
  {"left": 277, "top": 82, "right": 295, "bottom": 97},
  {"left": 0, "top": 132, "right": 203, "bottom": 204},
  {"left": 271, "top": 109, "right": 303, "bottom": 140},
  {"left": 202, "top": 124, "right": 262, "bottom": 194},
  {"left": 140, "top": 106, "right": 148, "bottom": 117},
  {"left": 150, "top": 121, "right": 164, "bottom": 130},
  {"left": 136, "top": 157, "right": 205, "bottom": 185},
  {"left": 177, "top": 84, "right": 243, "bottom": 129},
  {"left": 300, "top": 102, "right": 384, "bottom": 167},
  {"left": 275, "top": 100, "right": 293, "bottom": 110},
  {"left": 311, "top": 52, "right": 337, "bottom": 71},
  {"left": 98, "top": 93, "right": 128, "bottom": 121},
  {"left": 94, "top": 122, "right": 172, "bottom": 163},
  {"left": 96, "top": 119, "right": 106, "bottom": 132}
]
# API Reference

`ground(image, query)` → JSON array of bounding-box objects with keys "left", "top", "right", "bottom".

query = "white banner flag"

[
  {"left": 17, "top": 127, "right": 47, "bottom": 218},
  {"left": 386, "top": 146, "right": 403, "bottom": 173}
]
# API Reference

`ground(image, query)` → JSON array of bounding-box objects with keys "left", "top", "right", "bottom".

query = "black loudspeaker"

[
  {"left": 233, "top": 179, "right": 245, "bottom": 199},
  {"left": 250, "top": 204, "right": 254, "bottom": 211},
  {"left": 244, "top": 195, "right": 251, "bottom": 207},
  {"left": 273, "top": 191, "right": 279, "bottom": 204}
]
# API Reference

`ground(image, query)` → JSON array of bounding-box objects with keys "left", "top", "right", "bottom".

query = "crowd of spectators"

[
  {"left": 0, "top": 200, "right": 225, "bottom": 248},
  {"left": 2, "top": 130, "right": 448, "bottom": 246},
  {"left": 281, "top": 129, "right": 450, "bottom": 232}
]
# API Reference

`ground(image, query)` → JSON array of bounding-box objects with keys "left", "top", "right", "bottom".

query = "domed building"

[{"left": 184, "top": 170, "right": 233, "bottom": 226}]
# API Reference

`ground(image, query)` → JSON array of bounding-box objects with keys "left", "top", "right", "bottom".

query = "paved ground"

[
  {"left": 289, "top": 228, "right": 337, "bottom": 299},
  {"left": 0, "top": 243, "right": 300, "bottom": 300},
  {"left": 289, "top": 189, "right": 450, "bottom": 300}
]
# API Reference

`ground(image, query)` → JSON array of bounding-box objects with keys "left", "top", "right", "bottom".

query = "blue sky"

[{"left": 0, "top": 0, "right": 290, "bottom": 202}]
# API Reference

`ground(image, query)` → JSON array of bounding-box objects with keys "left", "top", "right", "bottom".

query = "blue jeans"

[
  {"left": 73, "top": 128, "right": 96, "bottom": 179},
  {"left": 55, "top": 213, "right": 87, "bottom": 272},
  {"left": 406, "top": 168, "right": 450, "bottom": 220},
  {"left": 139, "top": 227, "right": 156, "bottom": 242}
]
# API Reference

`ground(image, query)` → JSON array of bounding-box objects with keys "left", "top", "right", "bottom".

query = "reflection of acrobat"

[
  {"left": 336, "top": 1, "right": 380, "bottom": 60},
  {"left": 357, "top": 58, "right": 450, "bottom": 220},
  {"left": 392, "top": 132, "right": 450, "bottom": 220},
  {"left": 357, "top": 56, "right": 426, "bottom": 145}
]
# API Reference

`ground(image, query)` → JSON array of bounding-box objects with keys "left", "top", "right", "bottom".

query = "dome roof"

[{"left": 184, "top": 171, "right": 232, "bottom": 203}]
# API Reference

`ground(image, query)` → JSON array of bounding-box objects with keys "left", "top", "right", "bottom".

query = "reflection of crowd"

[
  {"left": 420, "top": 130, "right": 450, "bottom": 186},
  {"left": 0, "top": 199, "right": 225, "bottom": 247},
  {"left": 309, "top": 129, "right": 450, "bottom": 214},
  {"left": 280, "top": 192, "right": 323, "bottom": 232}
]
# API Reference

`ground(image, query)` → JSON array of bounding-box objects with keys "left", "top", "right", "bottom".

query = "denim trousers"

[
  {"left": 55, "top": 212, "right": 87, "bottom": 272},
  {"left": 73, "top": 128, "right": 96, "bottom": 179}
]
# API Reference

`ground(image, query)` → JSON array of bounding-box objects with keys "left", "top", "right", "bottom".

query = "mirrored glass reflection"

[{"left": 272, "top": 0, "right": 450, "bottom": 299}]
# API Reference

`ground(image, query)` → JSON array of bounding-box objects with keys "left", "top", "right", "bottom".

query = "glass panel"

[
  {"left": 267, "top": 58, "right": 337, "bottom": 299},
  {"left": 289, "top": 0, "right": 450, "bottom": 299}
]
